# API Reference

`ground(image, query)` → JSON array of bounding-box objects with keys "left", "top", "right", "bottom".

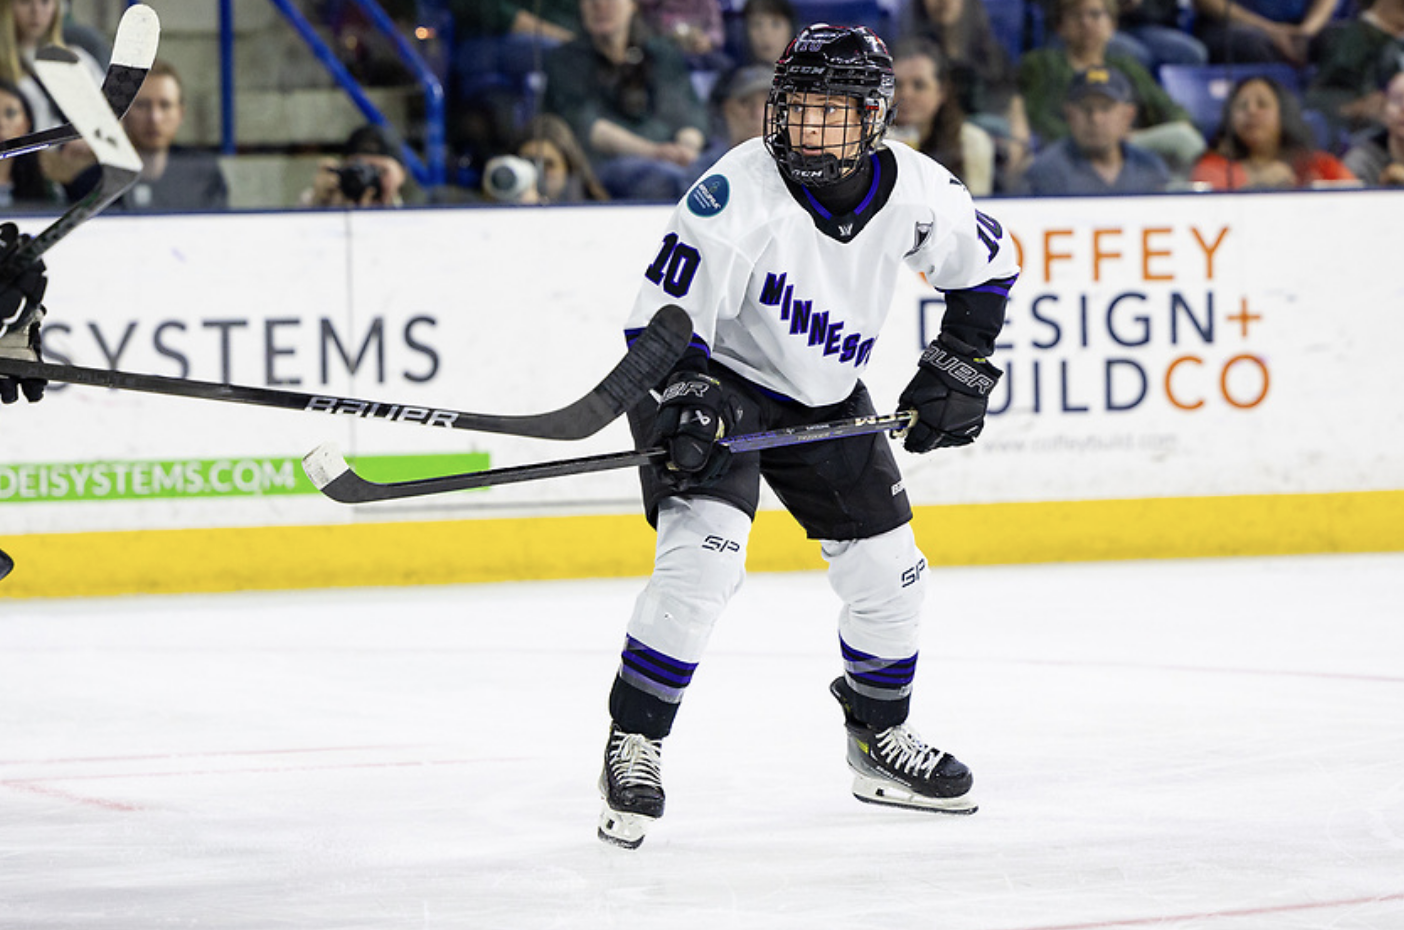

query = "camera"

[
  {"left": 483, "top": 155, "right": 538, "bottom": 202},
  {"left": 334, "top": 161, "right": 384, "bottom": 202}
]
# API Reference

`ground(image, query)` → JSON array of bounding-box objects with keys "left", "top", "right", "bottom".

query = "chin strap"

[{"left": 802, "top": 152, "right": 879, "bottom": 216}]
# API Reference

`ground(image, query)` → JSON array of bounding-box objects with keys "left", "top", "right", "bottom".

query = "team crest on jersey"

[
  {"left": 905, "top": 221, "right": 933, "bottom": 257},
  {"left": 687, "top": 175, "right": 729, "bottom": 217}
]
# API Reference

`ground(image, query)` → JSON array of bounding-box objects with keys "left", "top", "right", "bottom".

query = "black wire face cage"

[{"left": 763, "top": 27, "right": 895, "bottom": 187}]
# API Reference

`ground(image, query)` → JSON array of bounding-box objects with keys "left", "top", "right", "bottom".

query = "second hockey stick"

[
  {"left": 302, "top": 411, "right": 918, "bottom": 504},
  {"left": 0, "top": 4, "right": 159, "bottom": 160},
  {"left": 0, "top": 47, "right": 142, "bottom": 300},
  {"left": 0, "top": 305, "right": 693, "bottom": 440}
]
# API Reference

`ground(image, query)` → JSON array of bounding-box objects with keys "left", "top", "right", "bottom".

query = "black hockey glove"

[
  {"left": 652, "top": 371, "right": 733, "bottom": 489},
  {"left": 897, "top": 333, "right": 1002, "bottom": 453},
  {"left": 0, "top": 222, "right": 48, "bottom": 405}
]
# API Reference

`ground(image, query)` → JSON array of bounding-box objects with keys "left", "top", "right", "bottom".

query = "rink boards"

[{"left": 2, "top": 190, "right": 1402, "bottom": 597}]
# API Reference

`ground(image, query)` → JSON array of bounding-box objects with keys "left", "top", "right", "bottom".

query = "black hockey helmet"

[{"left": 764, "top": 23, "right": 896, "bottom": 187}]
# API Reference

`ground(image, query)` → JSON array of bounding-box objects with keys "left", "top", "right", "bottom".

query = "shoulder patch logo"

[{"left": 687, "top": 174, "right": 730, "bottom": 217}]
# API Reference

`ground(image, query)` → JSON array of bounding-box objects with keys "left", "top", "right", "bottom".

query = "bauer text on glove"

[{"left": 896, "top": 334, "right": 1002, "bottom": 453}]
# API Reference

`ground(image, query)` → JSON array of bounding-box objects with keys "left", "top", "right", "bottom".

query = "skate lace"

[
  {"left": 608, "top": 731, "right": 663, "bottom": 789},
  {"left": 874, "top": 725, "right": 947, "bottom": 778}
]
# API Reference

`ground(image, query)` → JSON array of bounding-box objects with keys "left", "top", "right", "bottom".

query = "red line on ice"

[
  {"left": 5, "top": 756, "right": 513, "bottom": 784},
  {"left": 971, "top": 656, "right": 1404, "bottom": 685},
  {"left": 0, "top": 744, "right": 425, "bottom": 766},
  {"left": 1, "top": 780, "right": 143, "bottom": 812},
  {"left": 991, "top": 891, "right": 1404, "bottom": 930}
]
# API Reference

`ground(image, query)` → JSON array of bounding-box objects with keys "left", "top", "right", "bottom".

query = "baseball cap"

[
  {"left": 344, "top": 124, "right": 404, "bottom": 164},
  {"left": 1067, "top": 66, "right": 1133, "bottom": 104}
]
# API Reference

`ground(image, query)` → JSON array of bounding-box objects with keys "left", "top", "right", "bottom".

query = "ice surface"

[{"left": 2, "top": 553, "right": 1402, "bottom": 929}]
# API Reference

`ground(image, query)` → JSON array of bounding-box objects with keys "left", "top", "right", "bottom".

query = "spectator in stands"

[
  {"left": 1305, "top": 0, "right": 1404, "bottom": 135},
  {"left": 302, "top": 123, "right": 411, "bottom": 208},
  {"left": 1021, "top": 65, "right": 1171, "bottom": 193},
  {"left": 736, "top": 0, "right": 796, "bottom": 66},
  {"left": 0, "top": 0, "right": 104, "bottom": 131},
  {"left": 1343, "top": 69, "right": 1404, "bottom": 186},
  {"left": 446, "top": 0, "right": 577, "bottom": 169},
  {"left": 543, "top": 0, "right": 708, "bottom": 200},
  {"left": 0, "top": 78, "right": 60, "bottom": 210},
  {"left": 889, "top": 38, "right": 997, "bottom": 195},
  {"left": 700, "top": 0, "right": 791, "bottom": 153},
  {"left": 1190, "top": 0, "right": 1337, "bottom": 65},
  {"left": 689, "top": 64, "right": 771, "bottom": 180},
  {"left": 56, "top": 59, "right": 229, "bottom": 211},
  {"left": 119, "top": 59, "right": 228, "bottom": 211},
  {"left": 1190, "top": 74, "right": 1356, "bottom": 188},
  {"left": 1110, "top": 0, "right": 1208, "bottom": 71},
  {"left": 894, "top": 0, "right": 1033, "bottom": 182},
  {"left": 518, "top": 112, "right": 612, "bottom": 202},
  {"left": 1019, "top": 0, "right": 1205, "bottom": 174},
  {"left": 446, "top": 0, "right": 581, "bottom": 171},
  {"left": 638, "top": 0, "right": 727, "bottom": 68},
  {"left": 451, "top": 0, "right": 580, "bottom": 43}
]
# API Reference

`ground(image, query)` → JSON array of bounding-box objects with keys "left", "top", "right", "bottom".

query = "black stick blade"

[{"left": 302, "top": 442, "right": 662, "bottom": 503}]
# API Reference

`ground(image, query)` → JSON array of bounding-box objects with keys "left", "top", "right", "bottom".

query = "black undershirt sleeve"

[{"left": 939, "top": 275, "right": 1017, "bottom": 358}]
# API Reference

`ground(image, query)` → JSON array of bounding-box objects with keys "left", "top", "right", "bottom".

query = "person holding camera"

[
  {"left": 482, "top": 113, "right": 611, "bottom": 204},
  {"left": 301, "top": 124, "right": 411, "bottom": 208}
]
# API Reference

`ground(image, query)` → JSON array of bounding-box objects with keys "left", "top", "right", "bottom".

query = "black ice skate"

[
  {"left": 830, "top": 677, "right": 977, "bottom": 814},
  {"left": 597, "top": 723, "right": 666, "bottom": 848}
]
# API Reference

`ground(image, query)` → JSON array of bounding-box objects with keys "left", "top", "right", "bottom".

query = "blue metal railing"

[
  {"left": 220, "top": 0, "right": 234, "bottom": 159},
  {"left": 206, "top": 0, "right": 446, "bottom": 188}
]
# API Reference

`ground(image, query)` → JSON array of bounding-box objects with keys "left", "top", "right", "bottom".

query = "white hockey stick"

[
  {"left": 0, "top": 46, "right": 142, "bottom": 336},
  {"left": 0, "top": 4, "right": 160, "bottom": 160}
]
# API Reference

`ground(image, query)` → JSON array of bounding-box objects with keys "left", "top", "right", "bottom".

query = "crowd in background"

[
  {"left": 1, "top": 0, "right": 1401, "bottom": 212},
  {"left": 445, "top": 0, "right": 1404, "bottom": 201}
]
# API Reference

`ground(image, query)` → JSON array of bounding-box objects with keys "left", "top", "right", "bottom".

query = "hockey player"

[
  {"left": 597, "top": 23, "right": 1020, "bottom": 848},
  {"left": 0, "top": 221, "right": 48, "bottom": 405}
]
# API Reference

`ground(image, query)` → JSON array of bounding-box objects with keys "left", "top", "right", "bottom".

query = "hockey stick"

[
  {"left": 0, "top": 47, "right": 142, "bottom": 308},
  {"left": 0, "top": 305, "right": 693, "bottom": 439},
  {"left": 0, "top": 4, "right": 159, "bottom": 160},
  {"left": 302, "top": 410, "right": 919, "bottom": 504}
]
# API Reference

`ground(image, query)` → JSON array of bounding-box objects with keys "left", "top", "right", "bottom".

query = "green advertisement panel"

[{"left": 0, "top": 453, "right": 490, "bottom": 503}]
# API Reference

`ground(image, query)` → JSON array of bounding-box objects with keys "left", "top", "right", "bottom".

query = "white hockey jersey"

[{"left": 625, "top": 137, "right": 1020, "bottom": 408}]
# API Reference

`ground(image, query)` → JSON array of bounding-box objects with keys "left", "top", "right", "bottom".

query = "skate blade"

[
  {"left": 851, "top": 773, "right": 978, "bottom": 815},
  {"left": 597, "top": 806, "right": 657, "bottom": 849}
]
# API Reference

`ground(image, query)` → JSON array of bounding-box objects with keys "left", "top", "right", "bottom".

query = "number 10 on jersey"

[{"left": 645, "top": 233, "right": 701, "bottom": 299}]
